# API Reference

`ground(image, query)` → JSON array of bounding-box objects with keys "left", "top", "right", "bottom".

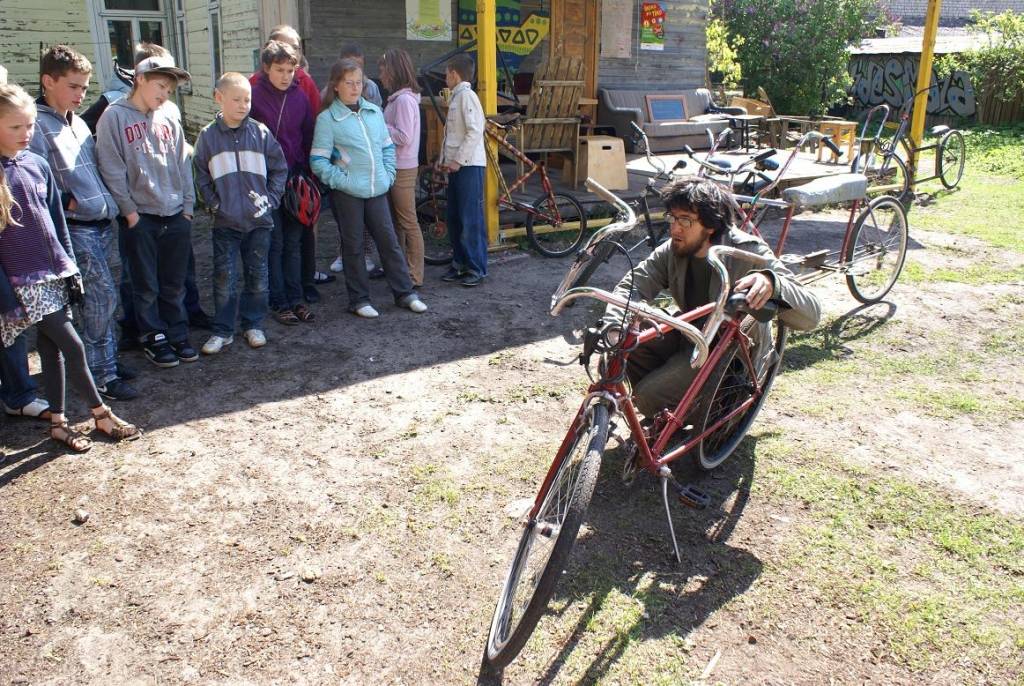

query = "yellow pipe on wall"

[
  {"left": 476, "top": 0, "right": 500, "bottom": 246},
  {"left": 910, "top": 0, "right": 943, "bottom": 180}
]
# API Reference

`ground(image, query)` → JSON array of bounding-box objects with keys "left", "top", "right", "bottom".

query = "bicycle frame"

[{"left": 483, "top": 120, "right": 555, "bottom": 215}]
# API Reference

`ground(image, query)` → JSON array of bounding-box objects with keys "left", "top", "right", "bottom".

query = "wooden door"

[{"left": 548, "top": 0, "right": 599, "bottom": 102}]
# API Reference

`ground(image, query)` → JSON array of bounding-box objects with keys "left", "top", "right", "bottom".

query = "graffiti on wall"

[{"left": 850, "top": 55, "right": 975, "bottom": 117}]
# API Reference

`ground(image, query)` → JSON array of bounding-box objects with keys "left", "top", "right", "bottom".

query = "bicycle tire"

[
  {"left": 689, "top": 317, "right": 787, "bottom": 471},
  {"left": 857, "top": 153, "right": 912, "bottom": 206},
  {"left": 937, "top": 129, "right": 965, "bottom": 190},
  {"left": 566, "top": 240, "right": 617, "bottom": 291},
  {"left": 416, "top": 197, "right": 453, "bottom": 265},
  {"left": 845, "top": 195, "right": 908, "bottom": 304},
  {"left": 484, "top": 403, "right": 608, "bottom": 669},
  {"left": 525, "top": 192, "right": 588, "bottom": 258}
]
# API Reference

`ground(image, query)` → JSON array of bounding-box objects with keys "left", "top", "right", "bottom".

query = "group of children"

[{"left": 0, "top": 25, "right": 489, "bottom": 453}]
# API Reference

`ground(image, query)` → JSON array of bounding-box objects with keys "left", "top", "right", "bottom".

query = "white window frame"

[
  {"left": 209, "top": 0, "right": 224, "bottom": 80},
  {"left": 85, "top": 0, "right": 187, "bottom": 95}
]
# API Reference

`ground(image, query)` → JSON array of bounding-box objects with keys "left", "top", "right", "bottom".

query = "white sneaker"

[
  {"left": 243, "top": 329, "right": 267, "bottom": 348},
  {"left": 201, "top": 335, "right": 232, "bottom": 355},
  {"left": 364, "top": 257, "right": 378, "bottom": 272},
  {"left": 405, "top": 297, "right": 428, "bottom": 313},
  {"left": 355, "top": 304, "right": 380, "bottom": 318},
  {"left": 330, "top": 256, "right": 344, "bottom": 273}
]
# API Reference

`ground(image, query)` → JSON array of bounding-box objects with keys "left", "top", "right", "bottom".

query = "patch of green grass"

[
  {"left": 411, "top": 464, "right": 461, "bottom": 508},
  {"left": 963, "top": 124, "right": 1024, "bottom": 179},
  {"left": 754, "top": 448, "right": 1024, "bottom": 674},
  {"left": 911, "top": 174, "right": 1024, "bottom": 252},
  {"left": 901, "top": 259, "right": 1024, "bottom": 286}
]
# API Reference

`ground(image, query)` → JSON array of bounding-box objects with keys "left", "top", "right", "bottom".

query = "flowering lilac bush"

[{"left": 716, "top": 0, "right": 886, "bottom": 116}]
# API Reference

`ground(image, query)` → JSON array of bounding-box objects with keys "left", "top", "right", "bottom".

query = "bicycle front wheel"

[
  {"left": 938, "top": 129, "right": 965, "bottom": 190},
  {"left": 416, "top": 197, "right": 453, "bottom": 265},
  {"left": 691, "top": 317, "right": 787, "bottom": 470},
  {"left": 525, "top": 192, "right": 588, "bottom": 258},
  {"left": 845, "top": 195, "right": 908, "bottom": 303},
  {"left": 566, "top": 240, "right": 617, "bottom": 291},
  {"left": 484, "top": 403, "right": 608, "bottom": 669}
]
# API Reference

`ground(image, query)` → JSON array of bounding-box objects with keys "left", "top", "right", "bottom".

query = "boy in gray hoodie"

[
  {"left": 193, "top": 73, "right": 288, "bottom": 354},
  {"left": 31, "top": 44, "right": 137, "bottom": 400},
  {"left": 96, "top": 50, "right": 197, "bottom": 369}
]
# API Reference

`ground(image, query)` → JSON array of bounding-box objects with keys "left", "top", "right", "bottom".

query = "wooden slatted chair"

[{"left": 509, "top": 56, "right": 584, "bottom": 187}]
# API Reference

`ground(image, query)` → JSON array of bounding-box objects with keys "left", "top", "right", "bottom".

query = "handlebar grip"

[
  {"left": 585, "top": 177, "right": 626, "bottom": 209},
  {"left": 630, "top": 120, "right": 644, "bottom": 135},
  {"left": 683, "top": 145, "right": 695, "bottom": 156},
  {"left": 673, "top": 160, "right": 687, "bottom": 170},
  {"left": 752, "top": 148, "right": 777, "bottom": 163},
  {"left": 823, "top": 136, "right": 841, "bottom": 157}
]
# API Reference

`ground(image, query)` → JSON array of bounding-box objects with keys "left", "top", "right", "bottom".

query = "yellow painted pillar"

[
  {"left": 476, "top": 0, "right": 500, "bottom": 246},
  {"left": 910, "top": 0, "right": 942, "bottom": 180}
]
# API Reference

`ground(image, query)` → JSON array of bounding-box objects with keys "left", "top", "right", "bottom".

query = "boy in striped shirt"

[{"left": 192, "top": 72, "right": 288, "bottom": 354}]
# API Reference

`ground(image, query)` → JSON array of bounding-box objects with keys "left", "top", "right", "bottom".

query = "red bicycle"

[
  {"left": 483, "top": 180, "right": 788, "bottom": 669},
  {"left": 416, "top": 116, "right": 588, "bottom": 262}
]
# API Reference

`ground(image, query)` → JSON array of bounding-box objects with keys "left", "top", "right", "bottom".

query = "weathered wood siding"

[
  {"left": 303, "top": 0, "right": 461, "bottom": 87},
  {"left": 179, "top": 0, "right": 263, "bottom": 135},
  {"left": 598, "top": 0, "right": 708, "bottom": 91},
  {"left": 0, "top": 0, "right": 99, "bottom": 93}
]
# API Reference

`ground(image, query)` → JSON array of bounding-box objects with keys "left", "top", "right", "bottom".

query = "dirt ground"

[{"left": 1, "top": 200, "right": 1021, "bottom": 685}]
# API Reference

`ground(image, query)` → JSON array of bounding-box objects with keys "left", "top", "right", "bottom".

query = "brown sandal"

[
  {"left": 293, "top": 304, "right": 316, "bottom": 323},
  {"left": 274, "top": 308, "right": 300, "bottom": 326},
  {"left": 51, "top": 421, "right": 93, "bottom": 453},
  {"left": 92, "top": 407, "right": 142, "bottom": 442}
]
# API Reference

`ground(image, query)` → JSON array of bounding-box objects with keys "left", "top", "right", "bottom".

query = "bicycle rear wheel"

[
  {"left": 938, "top": 129, "right": 965, "bottom": 190},
  {"left": 484, "top": 403, "right": 608, "bottom": 670},
  {"left": 525, "top": 192, "right": 588, "bottom": 258},
  {"left": 690, "top": 317, "right": 787, "bottom": 470},
  {"left": 858, "top": 153, "right": 911, "bottom": 206},
  {"left": 416, "top": 196, "right": 453, "bottom": 265},
  {"left": 845, "top": 195, "right": 908, "bottom": 303}
]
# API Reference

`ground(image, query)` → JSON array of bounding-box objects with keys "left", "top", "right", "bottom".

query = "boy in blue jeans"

[
  {"left": 439, "top": 54, "right": 487, "bottom": 287},
  {"left": 193, "top": 72, "right": 288, "bottom": 354}
]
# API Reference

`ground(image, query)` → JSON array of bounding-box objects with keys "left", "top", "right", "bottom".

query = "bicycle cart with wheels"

[
  {"left": 484, "top": 180, "right": 791, "bottom": 669},
  {"left": 855, "top": 86, "right": 966, "bottom": 199}
]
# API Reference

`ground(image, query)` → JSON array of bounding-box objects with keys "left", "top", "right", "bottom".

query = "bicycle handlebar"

[{"left": 551, "top": 286, "right": 711, "bottom": 368}]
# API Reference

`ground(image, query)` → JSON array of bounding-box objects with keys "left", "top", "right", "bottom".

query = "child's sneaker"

[
  {"left": 330, "top": 255, "right": 344, "bottom": 273},
  {"left": 201, "top": 335, "right": 233, "bottom": 355},
  {"left": 144, "top": 333, "right": 179, "bottom": 368},
  {"left": 399, "top": 294, "right": 428, "bottom": 313},
  {"left": 354, "top": 304, "right": 379, "bottom": 318},
  {"left": 171, "top": 339, "right": 199, "bottom": 363},
  {"left": 243, "top": 329, "right": 267, "bottom": 348}
]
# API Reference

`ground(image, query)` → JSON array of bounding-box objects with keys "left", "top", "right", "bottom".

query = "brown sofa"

[{"left": 598, "top": 88, "right": 746, "bottom": 153}]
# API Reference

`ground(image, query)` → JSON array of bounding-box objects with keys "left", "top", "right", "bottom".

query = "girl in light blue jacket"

[{"left": 311, "top": 59, "right": 426, "bottom": 318}]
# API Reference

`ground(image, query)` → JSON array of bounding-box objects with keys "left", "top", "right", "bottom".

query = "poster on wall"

[
  {"left": 640, "top": 1, "right": 667, "bottom": 51},
  {"left": 600, "top": 0, "right": 633, "bottom": 58},
  {"left": 407, "top": 0, "right": 452, "bottom": 41}
]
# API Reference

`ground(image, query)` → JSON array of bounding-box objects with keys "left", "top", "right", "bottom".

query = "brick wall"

[{"left": 884, "top": 0, "right": 1024, "bottom": 25}]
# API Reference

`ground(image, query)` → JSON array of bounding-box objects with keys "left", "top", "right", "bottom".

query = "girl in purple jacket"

[{"left": 0, "top": 84, "right": 138, "bottom": 451}]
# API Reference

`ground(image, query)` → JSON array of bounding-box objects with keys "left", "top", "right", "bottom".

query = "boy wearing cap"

[{"left": 96, "top": 49, "right": 198, "bottom": 368}]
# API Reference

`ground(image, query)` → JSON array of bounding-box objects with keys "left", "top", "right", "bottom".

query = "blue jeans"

[
  {"left": 212, "top": 226, "right": 271, "bottom": 337},
  {"left": 123, "top": 212, "right": 192, "bottom": 343},
  {"left": 68, "top": 221, "right": 118, "bottom": 386},
  {"left": 0, "top": 333, "right": 38, "bottom": 409},
  {"left": 269, "top": 209, "right": 303, "bottom": 310},
  {"left": 446, "top": 165, "right": 488, "bottom": 277}
]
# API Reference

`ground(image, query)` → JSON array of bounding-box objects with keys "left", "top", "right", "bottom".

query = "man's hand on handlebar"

[{"left": 733, "top": 272, "right": 775, "bottom": 310}]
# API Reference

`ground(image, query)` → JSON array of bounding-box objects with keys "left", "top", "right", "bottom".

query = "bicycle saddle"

[
  {"left": 781, "top": 173, "right": 869, "bottom": 210},
  {"left": 929, "top": 124, "right": 950, "bottom": 136},
  {"left": 706, "top": 157, "right": 734, "bottom": 171}
]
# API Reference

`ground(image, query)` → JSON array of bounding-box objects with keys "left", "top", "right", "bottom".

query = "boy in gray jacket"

[
  {"left": 193, "top": 73, "right": 288, "bottom": 354},
  {"left": 96, "top": 50, "right": 196, "bottom": 369},
  {"left": 31, "top": 44, "right": 137, "bottom": 400}
]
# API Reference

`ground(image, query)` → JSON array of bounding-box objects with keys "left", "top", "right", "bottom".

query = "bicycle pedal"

[{"left": 675, "top": 483, "right": 711, "bottom": 509}]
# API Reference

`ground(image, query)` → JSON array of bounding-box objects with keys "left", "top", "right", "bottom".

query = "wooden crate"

[{"left": 570, "top": 135, "right": 628, "bottom": 190}]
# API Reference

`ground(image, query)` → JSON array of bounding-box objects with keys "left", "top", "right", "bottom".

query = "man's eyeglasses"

[{"left": 667, "top": 213, "right": 697, "bottom": 231}]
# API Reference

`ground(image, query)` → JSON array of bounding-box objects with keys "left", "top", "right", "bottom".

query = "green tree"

[
  {"left": 937, "top": 11, "right": 1024, "bottom": 107},
  {"left": 716, "top": 0, "right": 885, "bottom": 116}
]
